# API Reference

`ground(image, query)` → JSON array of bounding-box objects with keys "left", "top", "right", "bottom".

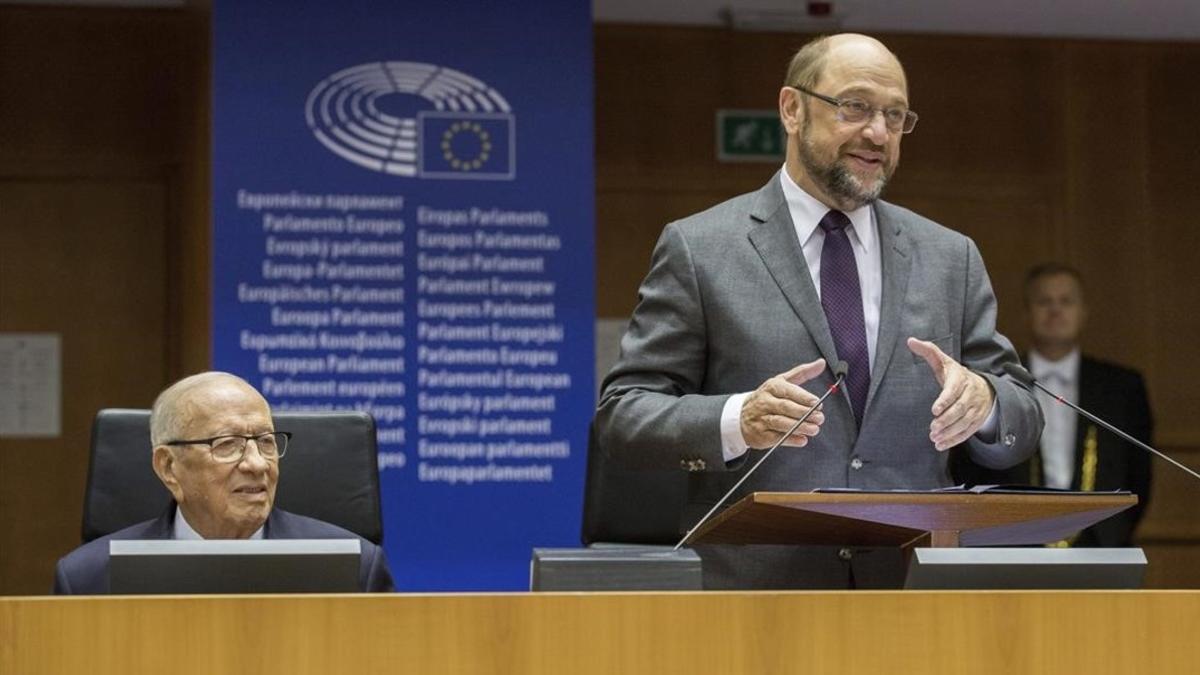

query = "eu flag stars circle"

[{"left": 440, "top": 121, "right": 493, "bottom": 171}]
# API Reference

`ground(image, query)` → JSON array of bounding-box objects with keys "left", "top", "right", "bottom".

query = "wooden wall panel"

[
  {"left": 1058, "top": 45, "right": 1154, "bottom": 373},
  {"left": 1145, "top": 50, "right": 1200, "bottom": 447},
  {"left": 594, "top": 26, "right": 799, "bottom": 318},
  {"left": 1138, "top": 447, "right": 1200, "bottom": 588},
  {"left": 0, "top": 179, "right": 168, "bottom": 594},
  {"left": 0, "top": 8, "right": 186, "bottom": 162},
  {"left": 596, "top": 187, "right": 739, "bottom": 317},
  {"left": 170, "top": 12, "right": 213, "bottom": 376},
  {"left": 0, "top": 7, "right": 205, "bottom": 595},
  {"left": 1138, "top": 448, "right": 1200, "bottom": 540},
  {"left": 883, "top": 35, "right": 1066, "bottom": 180},
  {"left": 1143, "top": 543, "right": 1200, "bottom": 589}
]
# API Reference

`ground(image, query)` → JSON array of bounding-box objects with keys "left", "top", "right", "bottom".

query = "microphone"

[
  {"left": 1003, "top": 362, "right": 1200, "bottom": 483},
  {"left": 674, "top": 361, "right": 848, "bottom": 550}
]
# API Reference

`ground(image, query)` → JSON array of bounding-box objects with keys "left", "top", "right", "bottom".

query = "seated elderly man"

[{"left": 54, "top": 371, "right": 394, "bottom": 593}]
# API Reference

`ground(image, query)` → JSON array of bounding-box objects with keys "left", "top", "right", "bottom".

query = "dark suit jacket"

[
  {"left": 53, "top": 505, "right": 395, "bottom": 594},
  {"left": 596, "top": 174, "right": 1042, "bottom": 588},
  {"left": 954, "top": 355, "right": 1153, "bottom": 546}
]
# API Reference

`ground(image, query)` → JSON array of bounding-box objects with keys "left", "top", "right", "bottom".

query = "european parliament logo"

[
  {"left": 419, "top": 113, "right": 514, "bottom": 179},
  {"left": 305, "top": 62, "right": 516, "bottom": 180}
]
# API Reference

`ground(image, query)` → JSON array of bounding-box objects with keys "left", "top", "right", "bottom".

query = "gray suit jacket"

[{"left": 595, "top": 173, "right": 1042, "bottom": 589}]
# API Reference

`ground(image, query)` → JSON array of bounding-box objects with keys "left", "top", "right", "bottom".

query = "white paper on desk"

[
  {"left": 0, "top": 333, "right": 61, "bottom": 437},
  {"left": 811, "top": 485, "right": 974, "bottom": 494}
]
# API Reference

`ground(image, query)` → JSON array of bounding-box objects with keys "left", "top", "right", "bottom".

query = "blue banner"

[{"left": 212, "top": 0, "right": 594, "bottom": 590}]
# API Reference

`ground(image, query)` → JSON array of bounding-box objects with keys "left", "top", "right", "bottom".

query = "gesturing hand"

[
  {"left": 740, "top": 359, "right": 828, "bottom": 449},
  {"left": 907, "top": 337, "right": 994, "bottom": 451}
]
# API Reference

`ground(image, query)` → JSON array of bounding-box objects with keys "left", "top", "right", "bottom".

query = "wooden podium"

[{"left": 688, "top": 491, "right": 1138, "bottom": 549}]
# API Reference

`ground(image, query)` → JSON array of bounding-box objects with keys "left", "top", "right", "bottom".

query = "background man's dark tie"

[{"left": 819, "top": 210, "right": 870, "bottom": 426}]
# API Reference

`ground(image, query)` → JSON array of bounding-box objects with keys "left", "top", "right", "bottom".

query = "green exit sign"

[{"left": 717, "top": 110, "right": 785, "bottom": 162}]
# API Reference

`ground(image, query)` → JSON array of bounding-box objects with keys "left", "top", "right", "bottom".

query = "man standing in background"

[{"left": 958, "top": 263, "right": 1153, "bottom": 546}]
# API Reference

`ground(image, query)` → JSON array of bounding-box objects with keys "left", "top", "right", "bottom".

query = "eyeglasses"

[
  {"left": 792, "top": 85, "right": 919, "bottom": 134},
  {"left": 164, "top": 431, "right": 291, "bottom": 463}
]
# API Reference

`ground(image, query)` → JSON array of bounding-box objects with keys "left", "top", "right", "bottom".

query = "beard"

[{"left": 798, "top": 120, "right": 893, "bottom": 211}]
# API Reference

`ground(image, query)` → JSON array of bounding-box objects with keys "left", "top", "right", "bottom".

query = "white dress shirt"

[
  {"left": 1028, "top": 348, "right": 1081, "bottom": 489},
  {"left": 719, "top": 171, "right": 880, "bottom": 460},
  {"left": 173, "top": 506, "right": 265, "bottom": 540},
  {"left": 719, "top": 169, "right": 995, "bottom": 460}
]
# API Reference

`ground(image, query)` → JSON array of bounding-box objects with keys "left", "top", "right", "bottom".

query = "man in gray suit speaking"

[{"left": 595, "top": 34, "right": 1043, "bottom": 589}]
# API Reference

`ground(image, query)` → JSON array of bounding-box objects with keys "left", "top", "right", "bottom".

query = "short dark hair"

[{"left": 1023, "top": 262, "right": 1084, "bottom": 305}]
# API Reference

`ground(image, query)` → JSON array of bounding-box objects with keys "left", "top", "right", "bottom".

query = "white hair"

[{"left": 148, "top": 371, "right": 259, "bottom": 446}]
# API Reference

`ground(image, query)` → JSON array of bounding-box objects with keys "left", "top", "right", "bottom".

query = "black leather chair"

[
  {"left": 580, "top": 422, "right": 689, "bottom": 546},
  {"left": 81, "top": 409, "right": 383, "bottom": 545}
]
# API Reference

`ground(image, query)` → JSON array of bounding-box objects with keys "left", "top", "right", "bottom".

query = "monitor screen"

[{"left": 109, "top": 539, "right": 360, "bottom": 594}]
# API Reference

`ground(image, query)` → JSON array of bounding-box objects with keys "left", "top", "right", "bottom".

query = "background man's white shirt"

[{"left": 1028, "top": 348, "right": 1081, "bottom": 489}]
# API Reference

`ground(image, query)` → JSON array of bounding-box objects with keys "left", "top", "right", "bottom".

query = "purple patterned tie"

[{"left": 819, "top": 210, "right": 870, "bottom": 426}]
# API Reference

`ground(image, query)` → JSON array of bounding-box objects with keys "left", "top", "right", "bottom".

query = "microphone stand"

[{"left": 1004, "top": 363, "right": 1200, "bottom": 482}]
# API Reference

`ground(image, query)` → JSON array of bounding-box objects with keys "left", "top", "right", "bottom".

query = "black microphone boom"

[
  {"left": 1003, "top": 362, "right": 1200, "bottom": 483},
  {"left": 1001, "top": 362, "right": 1036, "bottom": 387},
  {"left": 673, "top": 361, "right": 848, "bottom": 550}
]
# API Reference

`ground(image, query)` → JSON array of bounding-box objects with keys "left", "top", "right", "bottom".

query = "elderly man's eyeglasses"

[
  {"left": 792, "top": 85, "right": 919, "bottom": 134},
  {"left": 164, "top": 431, "right": 291, "bottom": 463}
]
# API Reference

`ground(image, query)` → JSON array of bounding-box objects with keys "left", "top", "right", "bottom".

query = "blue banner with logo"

[{"left": 211, "top": 0, "right": 594, "bottom": 590}]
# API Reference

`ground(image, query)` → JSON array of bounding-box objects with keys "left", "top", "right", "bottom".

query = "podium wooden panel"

[
  {"left": 3, "top": 591, "right": 1197, "bottom": 675},
  {"left": 690, "top": 491, "right": 1138, "bottom": 548}
]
